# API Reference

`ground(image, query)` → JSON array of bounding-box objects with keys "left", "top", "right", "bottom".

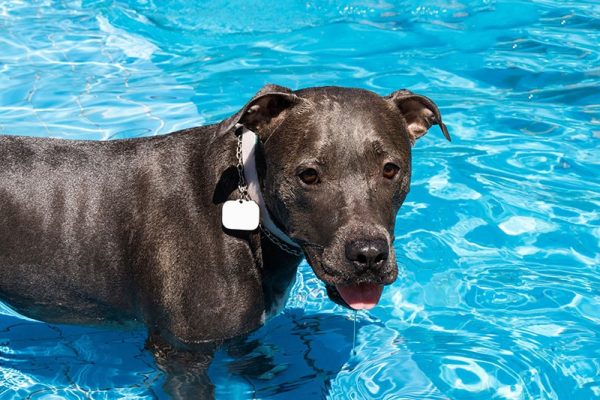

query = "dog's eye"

[
  {"left": 383, "top": 163, "right": 400, "bottom": 179},
  {"left": 298, "top": 168, "right": 320, "bottom": 185}
]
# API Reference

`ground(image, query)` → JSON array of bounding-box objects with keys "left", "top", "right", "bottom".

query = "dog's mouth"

[
  {"left": 301, "top": 243, "right": 394, "bottom": 310},
  {"left": 329, "top": 282, "right": 384, "bottom": 310}
]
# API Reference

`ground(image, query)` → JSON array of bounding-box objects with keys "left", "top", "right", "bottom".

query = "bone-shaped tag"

[{"left": 222, "top": 199, "right": 260, "bottom": 231}]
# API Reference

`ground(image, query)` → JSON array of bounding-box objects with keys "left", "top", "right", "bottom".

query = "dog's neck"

[{"left": 238, "top": 125, "right": 302, "bottom": 252}]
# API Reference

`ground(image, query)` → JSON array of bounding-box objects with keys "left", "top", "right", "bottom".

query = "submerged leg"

[{"left": 145, "top": 333, "right": 217, "bottom": 400}]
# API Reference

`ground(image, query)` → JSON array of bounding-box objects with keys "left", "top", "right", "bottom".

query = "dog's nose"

[{"left": 345, "top": 239, "right": 389, "bottom": 271}]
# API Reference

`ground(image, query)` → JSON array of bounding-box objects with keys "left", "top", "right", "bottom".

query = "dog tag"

[{"left": 222, "top": 199, "right": 260, "bottom": 231}]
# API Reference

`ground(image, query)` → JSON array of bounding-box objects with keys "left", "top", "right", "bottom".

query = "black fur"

[{"left": 0, "top": 85, "right": 449, "bottom": 398}]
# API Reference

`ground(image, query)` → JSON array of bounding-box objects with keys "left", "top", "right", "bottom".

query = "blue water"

[{"left": 1, "top": 0, "right": 599, "bottom": 398}]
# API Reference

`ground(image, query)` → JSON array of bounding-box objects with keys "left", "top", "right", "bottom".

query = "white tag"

[{"left": 222, "top": 200, "right": 260, "bottom": 231}]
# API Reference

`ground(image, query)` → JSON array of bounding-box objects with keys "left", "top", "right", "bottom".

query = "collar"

[{"left": 237, "top": 125, "right": 302, "bottom": 252}]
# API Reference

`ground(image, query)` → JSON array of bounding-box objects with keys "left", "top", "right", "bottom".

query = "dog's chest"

[{"left": 262, "top": 273, "right": 296, "bottom": 323}]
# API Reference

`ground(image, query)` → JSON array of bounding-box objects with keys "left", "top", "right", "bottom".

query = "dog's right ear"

[{"left": 217, "top": 84, "right": 300, "bottom": 137}]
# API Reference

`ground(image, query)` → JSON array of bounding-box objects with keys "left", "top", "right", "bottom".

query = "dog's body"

[
  {"left": 0, "top": 85, "right": 449, "bottom": 398},
  {"left": 0, "top": 125, "right": 299, "bottom": 341}
]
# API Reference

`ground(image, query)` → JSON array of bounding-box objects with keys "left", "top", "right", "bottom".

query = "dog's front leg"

[{"left": 145, "top": 333, "right": 217, "bottom": 400}]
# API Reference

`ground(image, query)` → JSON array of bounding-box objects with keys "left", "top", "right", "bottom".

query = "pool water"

[{"left": 1, "top": 0, "right": 599, "bottom": 399}]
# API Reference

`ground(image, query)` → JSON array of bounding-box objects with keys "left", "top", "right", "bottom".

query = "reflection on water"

[{"left": 1, "top": 0, "right": 599, "bottom": 399}]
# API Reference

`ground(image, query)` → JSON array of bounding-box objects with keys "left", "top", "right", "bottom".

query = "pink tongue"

[{"left": 335, "top": 283, "right": 383, "bottom": 310}]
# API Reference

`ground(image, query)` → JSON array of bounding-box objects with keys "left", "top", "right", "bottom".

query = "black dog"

[{"left": 0, "top": 84, "right": 449, "bottom": 398}]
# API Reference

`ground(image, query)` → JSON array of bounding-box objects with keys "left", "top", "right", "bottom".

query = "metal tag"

[{"left": 222, "top": 199, "right": 260, "bottom": 231}]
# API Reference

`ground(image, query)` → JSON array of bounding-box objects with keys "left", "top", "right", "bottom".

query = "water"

[{"left": 0, "top": 0, "right": 599, "bottom": 398}]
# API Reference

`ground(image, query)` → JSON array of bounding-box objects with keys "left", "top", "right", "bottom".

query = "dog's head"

[{"left": 219, "top": 84, "right": 450, "bottom": 310}]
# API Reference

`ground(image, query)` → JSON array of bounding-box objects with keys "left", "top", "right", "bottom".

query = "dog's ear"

[
  {"left": 386, "top": 89, "right": 451, "bottom": 145},
  {"left": 217, "top": 84, "right": 300, "bottom": 137}
]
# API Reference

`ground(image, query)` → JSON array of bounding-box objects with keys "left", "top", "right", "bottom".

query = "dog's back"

[
  {"left": 0, "top": 131, "right": 216, "bottom": 325},
  {"left": 0, "top": 135, "right": 145, "bottom": 324}
]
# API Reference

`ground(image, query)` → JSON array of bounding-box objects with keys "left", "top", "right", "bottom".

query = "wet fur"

[{"left": 0, "top": 85, "right": 448, "bottom": 398}]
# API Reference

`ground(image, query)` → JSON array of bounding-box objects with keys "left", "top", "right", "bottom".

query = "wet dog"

[{"left": 0, "top": 84, "right": 449, "bottom": 398}]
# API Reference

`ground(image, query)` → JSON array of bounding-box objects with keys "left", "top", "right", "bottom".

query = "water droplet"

[{"left": 351, "top": 309, "right": 357, "bottom": 356}]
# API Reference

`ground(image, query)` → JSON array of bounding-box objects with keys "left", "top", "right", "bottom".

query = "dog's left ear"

[
  {"left": 386, "top": 89, "right": 451, "bottom": 145},
  {"left": 217, "top": 84, "right": 301, "bottom": 137}
]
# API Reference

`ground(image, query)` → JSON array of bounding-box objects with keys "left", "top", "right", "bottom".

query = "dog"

[{"left": 0, "top": 84, "right": 450, "bottom": 398}]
